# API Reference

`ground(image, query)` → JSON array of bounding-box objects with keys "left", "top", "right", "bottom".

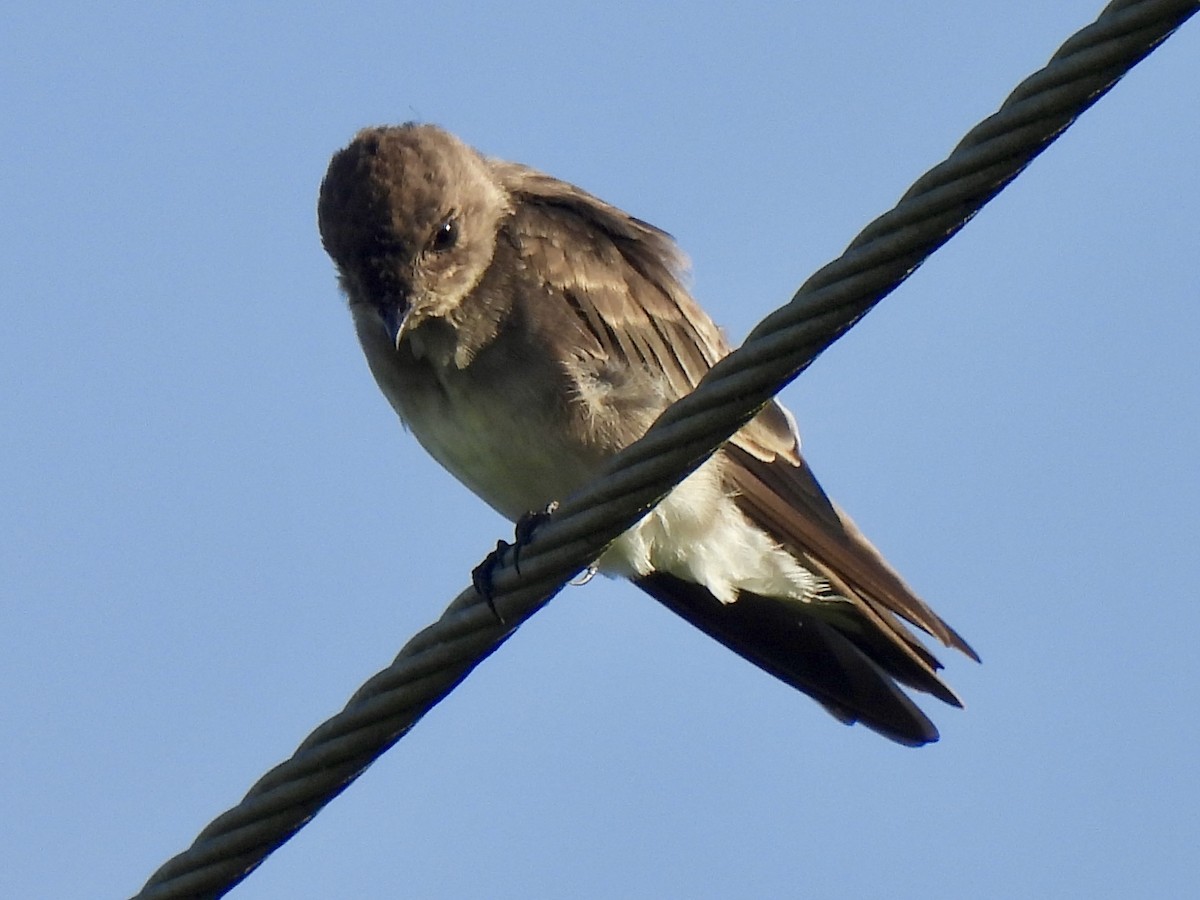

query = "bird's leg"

[
  {"left": 511, "top": 500, "right": 559, "bottom": 574},
  {"left": 471, "top": 501, "right": 560, "bottom": 623}
]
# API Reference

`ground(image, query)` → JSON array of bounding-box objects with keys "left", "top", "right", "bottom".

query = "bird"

[{"left": 317, "top": 123, "right": 977, "bottom": 746}]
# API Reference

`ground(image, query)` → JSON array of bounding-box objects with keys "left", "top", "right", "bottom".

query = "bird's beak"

[{"left": 381, "top": 302, "right": 412, "bottom": 351}]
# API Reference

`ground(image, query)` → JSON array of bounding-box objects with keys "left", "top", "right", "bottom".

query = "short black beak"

[{"left": 380, "top": 300, "right": 412, "bottom": 351}]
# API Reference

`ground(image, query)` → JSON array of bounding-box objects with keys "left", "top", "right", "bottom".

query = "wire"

[{"left": 132, "top": 2, "right": 1198, "bottom": 896}]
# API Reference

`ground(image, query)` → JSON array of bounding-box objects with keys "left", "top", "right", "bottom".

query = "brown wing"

[
  {"left": 492, "top": 159, "right": 797, "bottom": 462},
  {"left": 495, "top": 160, "right": 975, "bottom": 742},
  {"left": 726, "top": 444, "right": 978, "bottom": 695},
  {"left": 726, "top": 446, "right": 978, "bottom": 658}
]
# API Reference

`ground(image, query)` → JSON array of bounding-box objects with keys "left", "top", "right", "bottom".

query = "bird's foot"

[
  {"left": 511, "top": 500, "right": 558, "bottom": 574},
  {"left": 570, "top": 565, "right": 598, "bottom": 586},
  {"left": 471, "top": 501, "right": 560, "bottom": 623},
  {"left": 472, "top": 540, "right": 512, "bottom": 623}
]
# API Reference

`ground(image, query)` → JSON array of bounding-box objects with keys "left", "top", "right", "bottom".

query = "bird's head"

[{"left": 318, "top": 123, "right": 511, "bottom": 348}]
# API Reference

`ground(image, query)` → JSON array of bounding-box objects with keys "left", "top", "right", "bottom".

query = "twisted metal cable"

[{"left": 133, "top": 2, "right": 1197, "bottom": 897}]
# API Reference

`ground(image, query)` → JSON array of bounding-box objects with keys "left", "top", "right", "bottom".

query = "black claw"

[
  {"left": 472, "top": 539, "right": 511, "bottom": 623},
  {"left": 473, "top": 502, "right": 560, "bottom": 625},
  {"left": 512, "top": 500, "right": 559, "bottom": 574}
]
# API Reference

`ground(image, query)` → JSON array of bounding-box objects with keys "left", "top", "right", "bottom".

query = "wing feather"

[
  {"left": 493, "top": 159, "right": 975, "bottom": 733},
  {"left": 494, "top": 159, "right": 796, "bottom": 463}
]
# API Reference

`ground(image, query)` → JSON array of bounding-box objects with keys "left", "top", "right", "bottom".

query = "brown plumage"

[{"left": 318, "top": 123, "right": 977, "bottom": 746}]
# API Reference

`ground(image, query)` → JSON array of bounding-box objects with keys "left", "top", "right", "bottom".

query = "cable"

[{"left": 132, "top": 3, "right": 1198, "bottom": 896}]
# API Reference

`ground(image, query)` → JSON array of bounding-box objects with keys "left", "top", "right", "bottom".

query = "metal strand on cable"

[{"left": 133, "top": 3, "right": 1197, "bottom": 897}]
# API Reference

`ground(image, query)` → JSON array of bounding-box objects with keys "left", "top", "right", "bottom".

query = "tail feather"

[{"left": 635, "top": 572, "right": 943, "bottom": 747}]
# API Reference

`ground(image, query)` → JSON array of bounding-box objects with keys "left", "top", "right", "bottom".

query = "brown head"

[{"left": 317, "top": 123, "right": 512, "bottom": 346}]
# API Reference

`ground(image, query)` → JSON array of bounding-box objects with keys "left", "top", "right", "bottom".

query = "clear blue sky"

[{"left": 3, "top": 4, "right": 1198, "bottom": 898}]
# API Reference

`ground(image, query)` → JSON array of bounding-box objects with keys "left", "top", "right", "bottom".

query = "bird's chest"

[{"left": 370, "top": 323, "right": 602, "bottom": 522}]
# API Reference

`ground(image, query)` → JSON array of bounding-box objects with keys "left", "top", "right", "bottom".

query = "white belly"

[{"left": 599, "top": 458, "right": 825, "bottom": 604}]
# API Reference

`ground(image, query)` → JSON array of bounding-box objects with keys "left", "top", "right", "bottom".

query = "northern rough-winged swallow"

[{"left": 317, "top": 123, "right": 977, "bottom": 746}]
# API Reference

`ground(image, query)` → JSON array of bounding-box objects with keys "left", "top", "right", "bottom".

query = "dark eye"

[{"left": 429, "top": 216, "right": 458, "bottom": 253}]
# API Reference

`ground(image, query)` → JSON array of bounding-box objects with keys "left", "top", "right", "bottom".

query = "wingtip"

[{"left": 946, "top": 624, "right": 982, "bottom": 664}]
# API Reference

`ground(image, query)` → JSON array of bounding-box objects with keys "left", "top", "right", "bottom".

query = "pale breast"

[
  {"left": 359, "top": 312, "right": 604, "bottom": 522},
  {"left": 359, "top": 306, "right": 824, "bottom": 606}
]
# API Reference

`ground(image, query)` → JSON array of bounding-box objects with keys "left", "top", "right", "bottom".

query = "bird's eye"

[{"left": 429, "top": 217, "right": 459, "bottom": 253}]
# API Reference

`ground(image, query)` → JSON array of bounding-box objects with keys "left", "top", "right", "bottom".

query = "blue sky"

[{"left": 3, "top": 4, "right": 1198, "bottom": 898}]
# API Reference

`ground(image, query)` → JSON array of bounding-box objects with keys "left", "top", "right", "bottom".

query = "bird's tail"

[{"left": 635, "top": 572, "right": 950, "bottom": 746}]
